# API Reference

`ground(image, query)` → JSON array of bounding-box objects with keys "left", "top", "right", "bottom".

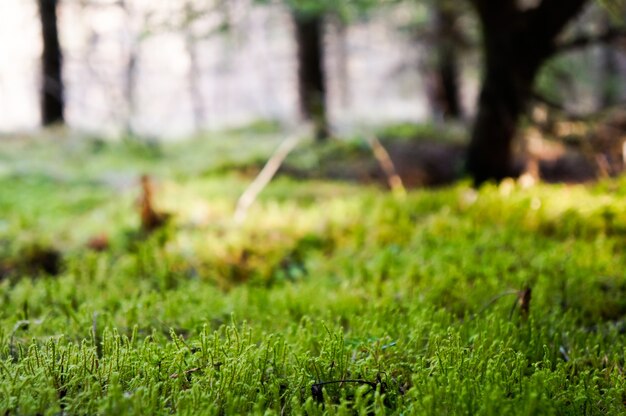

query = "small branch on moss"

[
  {"left": 234, "top": 130, "right": 306, "bottom": 224},
  {"left": 366, "top": 136, "right": 406, "bottom": 199},
  {"left": 471, "top": 290, "right": 520, "bottom": 320}
]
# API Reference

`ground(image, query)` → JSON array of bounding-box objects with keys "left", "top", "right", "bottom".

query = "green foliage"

[
  {"left": 255, "top": 0, "right": 387, "bottom": 21},
  {"left": 599, "top": 0, "right": 626, "bottom": 19},
  {"left": 376, "top": 121, "right": 466, "bottom": 142},
  {"left": 3, "top": 135, "right": 626, "bottom": 413},
  {"left": 225, "top": 119, "right": 283, "bottom": 135}
]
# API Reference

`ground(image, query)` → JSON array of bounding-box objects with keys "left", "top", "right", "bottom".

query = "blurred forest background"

[
  {"left": 1, "top": 0, "right": 626, "bottom": 183},
  {"left": 5, "top": 3, "right": 626, "bottom": 413},
  {"left": 5, "top": 0, "right": 479, "bottom": 136}
]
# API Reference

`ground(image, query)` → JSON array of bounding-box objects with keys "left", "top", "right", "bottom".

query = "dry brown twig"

[
  {"left": 234, "top": 128, "right": 308, "bottom": 224},
  {"left": 366, "top": 136, "right": 406, "bottom": 199}
]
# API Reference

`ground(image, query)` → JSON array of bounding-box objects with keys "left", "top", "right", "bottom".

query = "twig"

[
  {"left": 471, "top": 290, "right": 520, "bottom": 320},
  {"left": 234, "top": 131, "right": 304, "bottom": 223},
  {"left": 366, "top": 136, "right": 406, "bottom": 199}
]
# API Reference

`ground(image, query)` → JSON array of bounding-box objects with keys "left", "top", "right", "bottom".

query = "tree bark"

[
  {"left": 432, "top": 2, "right": 462, "bottom": 120},
  {"left": 293, "top": 12, "right": 328, "bottom": 140},
  {"left": 466, "top": 0, "right": 589, "bottom": 185},
  {"left": 37, "top": 0, "right": 64, "bottom": 126},
  {"left": 466, "top": 65, "right": 536, "bottom": 183}
]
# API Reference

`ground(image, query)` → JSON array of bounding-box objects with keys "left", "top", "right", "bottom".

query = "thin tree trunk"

[
  {"left": 185, "top": 33, "right": 204, "bottom": 132},
  {"left": 119, "top": 0, "right": 139, "bottom": 136},
  {"left": 293, "top": 12, "right": 328, "bottom": 140},
  {"left": 183, "top": 1, "right": 205, "bottom": 132},
  {"left": 124, "top": 45, "right": 138, "bottom": 135},
  {"left": 432, "top": 2, "right": 462, "bottom": 120},
  {"left": 37, "top": 0, "right": 64, "bottom": 126},
  {"left": 332, "top": 17, "right": 350, "bottom": 109}
]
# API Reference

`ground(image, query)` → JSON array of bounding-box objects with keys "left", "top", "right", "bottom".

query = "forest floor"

[
  {"left": 280, "top": 117, "right": 626, "bottom": 187},
  {"left": 2, "top": 128, "right": 626, "bottom": 414}
]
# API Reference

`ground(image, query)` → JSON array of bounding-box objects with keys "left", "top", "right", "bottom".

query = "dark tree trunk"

[
  {"left": 466, "top": 65, "right": 536, "bottom": 183},
  {"left": 432, "top": 2, "right": 462, "bottom": 120},
  {"left": 466, "top": 0, "right": 589, "bottom": 185},
  {"left": 37, "top": 0, "right": 64, "bottom": 126},
  {"left": 467, "top": 28, "right": 543, "bottom": 183},
  {"left": 293, "top": 12, "right": 328, "bottom": 140}
]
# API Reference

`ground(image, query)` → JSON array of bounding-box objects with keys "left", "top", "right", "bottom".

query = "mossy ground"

[{"left": 2, "top": 130, "right": 626, "bottom": 414}]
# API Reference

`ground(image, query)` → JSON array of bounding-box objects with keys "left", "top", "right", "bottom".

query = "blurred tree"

[
  {"left": 292, "top": 9, "right": 328, "bottom": 140},
  {"left": 37, "top": 0, "right": 64, "bottom": 126},
  {"left": 465, "top": 0, "right": 591, "bottom": 184},
  {"left": 152, "top": 0, "right": 230, "bottom": 132},
  {"left": 183, "top": 0, "right": 206, "bottom": 132},
  {"left": 178, "top": 0, "right": 231, "bottom": 132},
  {"left": 431, "top": 1, "right": 463, "bottom": 120},
  {"left": 118, "top": 0, "right": 142, "bottom": 136},
  {"left": 466, "top": 0, "right": 626, "bottom": 184},
  {"left": 420, "top": 0, "right": 472, "bottom": 121},
  {"left": 76, "top": 0, "right": 150, "bottom": 136},
  {"left": 258, "top": 0, "right": 378, "bottom": 140}
]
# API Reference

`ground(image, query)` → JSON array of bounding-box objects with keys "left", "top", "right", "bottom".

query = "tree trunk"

[
  {"left": 124, "top": 45, "right": 138, "bottom": 135},
  {"left": 466, "top": 65, "right": 536, "bottom": 183},
  {"left": 293, "top": 12, "right": 328, "bottom": 140},
  {"left": 119, "top": 0, "right": 138, "bottom": 136},
  {"left": 183, "top": 1, "right": 205, "bottom": 133},
  {"left": 465, "top": 0, "right": 589, "bottom": 185},
  {"left": 432, "top": 2, "right": 462, "bottom": 120},
  {"left": 37, "top": 0, "right": 64, "bottom": 126},
  {"left": 185, "top": 33, "right": 204, "bottom": 132}
]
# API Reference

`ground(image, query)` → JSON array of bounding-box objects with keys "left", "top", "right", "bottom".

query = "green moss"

[{"left": 1, "top": 134, "right": 626, "bottom": 414}]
